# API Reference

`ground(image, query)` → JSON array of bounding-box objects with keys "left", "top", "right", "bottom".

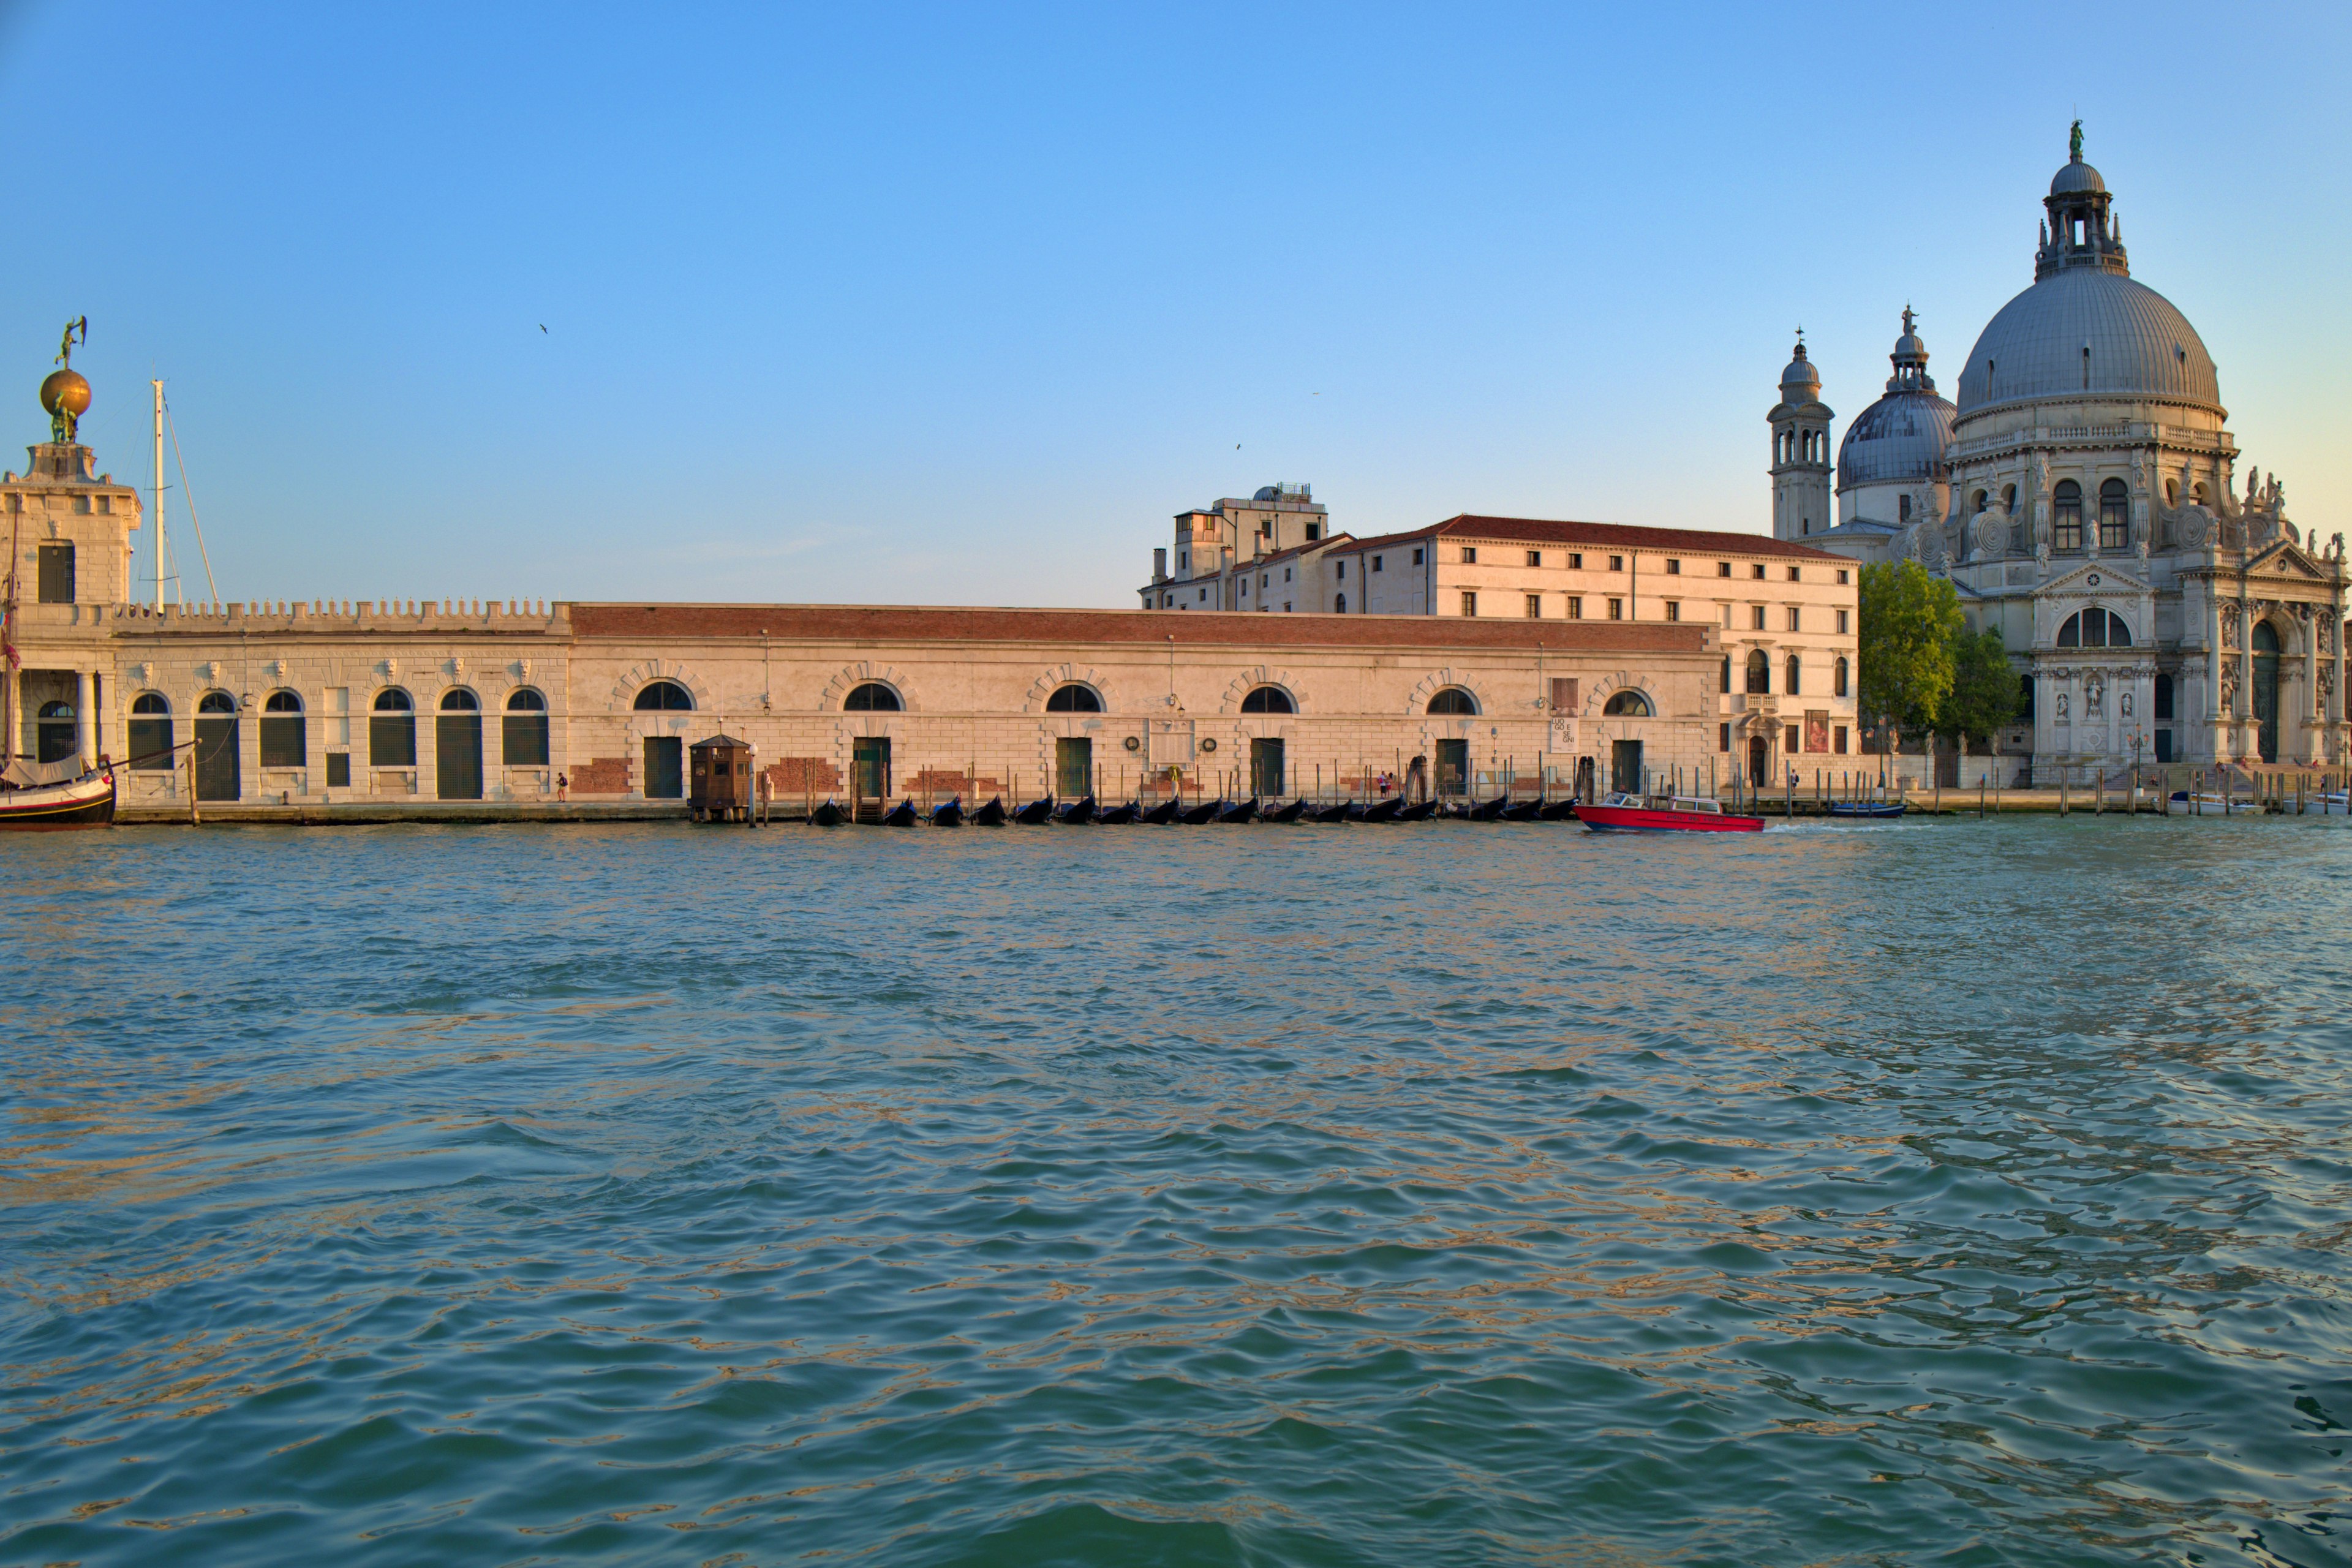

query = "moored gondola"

[
  {"left": 1215, "top": 797, "right": 1258, "bottom": 824},
  {"left": 971, "top": 795, "right": 1008, "bottom": 826},
  {"left": 1012, "top": 795, "right": 1054, "bottom": 825},
  {"left": 1469, "top": 794, "right": 1511, "bottom": 821},
  {"left": 1359, "top": 796, "right": 1403, "bottom": 823},
  {"left": 1394, "top": 798, "right": 1439, "bottom": 822},
  {"left": 930, "top": 795, "right": 964, "bottom": 827},
  {"left": 1538, "top": 797, "right": 1580, "bottom": 821},
  {"left": 1055, "top": 794, "right": 1098, "bottom": 824},
  {"left": 1309, "top": 799, "right": 1351, "bottom": 824},
  {"left": 1266, "top": 797, "right": 1308, "bottom": 823},
  {"left": 1140, "top": 797, "right": 1182, "bottom": 825},
  {"left": 810, "top": 797, "right": 846, "bottom": 826},
  {"left": 1178, "top": 798, "right": 1221, "bottom": 825},
  {"left": 1096, "top": 801, "right": 1139, "bottom": 825},
  {"left": 1501, "top": 798, "right": 1544, "bottom": 822},
  {"left": 880, "top": 798, "right": 919, "bottom": 827}
]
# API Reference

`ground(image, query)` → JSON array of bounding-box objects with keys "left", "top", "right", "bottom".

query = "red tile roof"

[{"left": 1332, "top": 515, "right": 1847, "bottom": 562}]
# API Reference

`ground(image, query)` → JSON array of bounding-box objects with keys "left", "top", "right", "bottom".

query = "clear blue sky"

[{"left": 2, "top": 2, "right": 2345, "bottom": 607}]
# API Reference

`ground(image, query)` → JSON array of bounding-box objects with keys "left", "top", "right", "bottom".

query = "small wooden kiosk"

[{"left": 688, "top": 734, "right": 757, "bottom": 823}]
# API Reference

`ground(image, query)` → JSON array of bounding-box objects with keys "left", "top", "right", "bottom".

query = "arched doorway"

[
  {"left": 195, "top": 691, "right": 240, "bottom": 801},
  {"left": 2252, "top": 620, "right": 2280, "bottom": 763},
  {"left": 437, "top": 689, "right": 484, "bottom": 800}
]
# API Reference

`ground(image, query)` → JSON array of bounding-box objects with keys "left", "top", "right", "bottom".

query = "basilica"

[{"left": 1774, "top": 127, "right": 2345, "bottom": 780}]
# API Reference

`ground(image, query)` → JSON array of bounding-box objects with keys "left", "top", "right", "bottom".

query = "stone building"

[{"left": 1792, "top": 127, "right": 2345, "bottom": 778}]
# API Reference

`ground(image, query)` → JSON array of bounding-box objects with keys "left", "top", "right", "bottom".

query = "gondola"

[
  {"left": 809, "top": 797, "right": 846, "bottom": 826},
  {"left": 1178, "top": 798, "right": 1222, "bottom": 825},
  {"left": 971, "top": 795, "right": 1008, "bottom": 826},
  {"left": 880, "top": 798, "right": 919, "bottom": 827},
  {"left": 1395, "top": 797, "right": 1440, "bottom": 822},
  {"left": 1055, "top": 794, "right": 1098, "bottom": 825},
  {"left": 1538, "top": 798, "right": 1581, "bottom": 821},
  {"left": 1265, "top": 797, "right": 1309, "bottom": 823},
  {"left": 1359, "top": 796, "right": 1403, "bottom": 823},
  {"left": 930, "top": 795, "right": 964, "bottom": 827},
  {"left": 1012, "top": 795, "right": 1055, "bottom": 825},
  {"left": 1469, "top": 794, "right": 1511, "bottom": 821},
  {"left": 1096, "top": 801, "right": 1140, "bottom": 825},
  {"left": 1309, "top": 799, "right": 1352, "bottom": 824},
  {"left": 1140, "top": 797, "right": 1182, "bottom": 825},
  {"left": 1215, "top": 797, "right": 1258, "bottom": 824},
  {"left": 1826, "top": 801, "right": 1905, "bottom": 820},
  {"left": 0, "top": 766, "right": 116, "bottom": 828},
  {"left": 1501, "top": 798, "right": 1544, "bottom": 822}
]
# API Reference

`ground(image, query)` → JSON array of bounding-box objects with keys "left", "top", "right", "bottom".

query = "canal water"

[{"left": 2, "top": 818, "right": 2348, "bottom": 1566}]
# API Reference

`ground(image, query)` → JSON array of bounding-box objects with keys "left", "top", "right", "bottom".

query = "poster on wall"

[{"left": 1805, "top": 710, "right": 1830, "bottom": 753}]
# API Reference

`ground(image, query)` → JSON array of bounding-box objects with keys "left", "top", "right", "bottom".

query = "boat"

[
  {"left": 1055, "top": 794, "right": 1097, "bottom": 825},
  {"left": 1395, "top": 798, "right": 1440, "bottom": 822},
  {"left": 971, "top": 795, "right": 1008, "bottom": 826},
  {"left": 1359, "top": 796, "right": 1403, "bottom": 823},
  {"left": 1265, "top": 797, "right": 1308, "bottom": 823},
  {"left": 1309, "top": 800, "right": 1352, "bottom": 824},
  {"left": 1500, "top": 798, "right": 1544, "bottom": 822},
  {"left": 2297, "top": 791, "right": 2351, "bottom": 816},
  {"left": 1538, "top": 798, "right": 1581, "bottom": 821},
  {"left": 2167, "top": 791, "right": 2250, "bottom": 816},
  {"left": 1012, "top": 795, "right": 1055, "bottom": 825},
  {"left": 0, "top": 766, "right": 116, "bottom": 827},
  {"left": 1096, "top": 800, "right": 1139, "bottom": 825},
  {"left": 930, "top": 796, "right": 963, "bottom": 827},
  {"left": 809, "top": 797, "right": 846, "bottom": 826},
  {"left": 1215, "top": 797, "right": 1258, "bottom": 824},
  {"left": 1578, "top": 791, "right": 1764, "bottom": 834},
  {"left": 1140, "top": 797, "right": 1182, "bottom": 825},
  {"left": 1178, "top": 798, "right": 1221, "bottom": 825},
  {"left": 1826, "top": 801, "right": 1905, "bottom": 820},
  {"left": 1468, "top": 794, "right": 1511, "bottom": 821},
  {"left": 879, "top": 798, "right": 919, "bottom": 827}
]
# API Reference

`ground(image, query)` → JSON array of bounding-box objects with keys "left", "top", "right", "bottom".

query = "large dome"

[{"left": 1955, "top": 267, "right": 2220, "bottom": 417}]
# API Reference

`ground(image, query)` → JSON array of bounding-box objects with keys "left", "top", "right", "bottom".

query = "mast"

[{"left": 152, "top": 379, "right": 165, "bottom": 608}]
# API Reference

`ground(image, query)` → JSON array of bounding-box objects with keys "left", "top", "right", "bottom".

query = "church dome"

[
  {"left": 2049, "top": 153, "right": 2106, "bottom": 196},
  {"left": 1954, "top": 268, "right": 2220, "bottom": 415},
  {"left": 1838, "top": 309, "right": 1956, "bottom": 491}
]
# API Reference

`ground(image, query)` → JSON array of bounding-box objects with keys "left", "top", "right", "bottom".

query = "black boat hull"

[
  {"left": 1360, "top": 796, "right": 1403, "bottom": 823},
  {"left": 1267, "top": 798, "right": 1308, "bottom": 823},
  {"left": 1310, "top": 801, "right": 1352, "bottom": 823},
  {"left": 972, "top": 796, "right": 1008, "bottom": 826},
  {"left": 1012, "top": 797, "right": 1054, "bottom": 825},
  {"left": 1055, "top": 796, "right": 1098, "bottom": 825},
  {"left": 880, "top": 800, "right": 919, "bottom": 827},
  {"left": 1141, "top": 799, "right": 1182, "bottom": 824},
  {"left": 1215, "top": 797, "right": 1258, "bottom": 824},
  {"left": 1394, "top": 799, "right": 1439, "bottom": 822},
  {"left": 810, "top": 799, "right": 845, "bottom": 826},
  {"left": 930, "top": 797, "right": 964, "bottom": 827},
  {"left": 1096, "top": 802, "right": 1139, "bottom": 824},
  {"left": 1501, "top": 800, "right": 1544, "bottom": 822},
  {"left": 1178, "top": 801, "right": 1221, "bottom": 825},
  {"left": 1539, "top": 799, "right": 1580, "bottom": 821}
]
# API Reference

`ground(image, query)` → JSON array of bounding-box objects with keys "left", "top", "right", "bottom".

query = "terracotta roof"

[
  {"left": 571, "top": 602, "right": 1709, "bottom": 654},
  {"left": 1329, "top": 516, "right": 1847, "bottom": 562}
]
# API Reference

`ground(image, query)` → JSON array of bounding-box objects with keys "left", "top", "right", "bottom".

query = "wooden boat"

[
  {"left": 1469, "top": 794, "right": 1511, "bottom": 821},
  {"left": 1012, "top": 795, "right": 1055, "bottom": 825},
  {"left": 1096, "top": 801, "right": 1139, "bottom": 825},
  {"left": 930, "top": 796, "right": 963, "bottom": 827},
  {"left": 1826, "top": 801, "right": 1905, "bottom": 820},
  {"left": 1310, "top": 799, "right": 1352, "bottom": 824},
  {"left": 1215, "top": 797, "right": 1258, "bottom": 824},
  {"left": 1395, "top": 798, "right": 1439, "bottom": 822},
  {"left": 880, "top": 798, "right": 919, "bottom": 827},
  {"left": 1538, "top": 798, "right": 1581, "bottom": 821},
  {"left": 1140, "top": 797, "right": 1182, "bottom": 825},
  {"left": 971, "top": 795, "right": 1008, "bottom": 827},
  {"left": 1054, "top": 794, "right": 1097, "bottom": 825},
  {"left": 809, "top": 797, "right": 845, "bottom": 826},
  {"left": 1500, "top": 798, "right": 1544, "bottom": 822},
  {"left": 1178, "top": 798, "right": 1221, "bottom": 825},
  {"left": 1359, "top": 796, "right": 1403, "bottom": 823},
  {"left": 1265, "top": 797, "right": 1309, "bottom": 823},
  {"left": 0, "top": 766, "right": 116, "bottom": 827},
  {"left": 1578, "top": 791, "right": 1763, "bottom": 834}
]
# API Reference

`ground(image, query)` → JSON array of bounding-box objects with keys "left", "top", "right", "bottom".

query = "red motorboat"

[{"left": 1575, "top": 791, "right": 1762, "bottom": 834}]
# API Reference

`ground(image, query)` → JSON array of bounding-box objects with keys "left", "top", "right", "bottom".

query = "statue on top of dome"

[
  {"left": 55, "top": 316, "right": 85, "bottom": 369},
  {"left": 2070, "top": 119, "right": 2084, "bottom": 160}
]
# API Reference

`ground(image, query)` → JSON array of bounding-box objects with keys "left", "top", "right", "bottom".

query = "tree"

[
  {"left": 1856, "top": 560, "right": 1963, "bottom": 751},
  {"left": 1938, "top": 627, "right": 2020, "bottom": 749}
]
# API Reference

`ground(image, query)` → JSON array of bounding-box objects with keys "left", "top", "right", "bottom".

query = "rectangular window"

[
  {"left": 1834, "top": 726, "right": 1849, "bottom": 755},
  {"left": 1551, "top": 677, "right": 1578, "bottom": 712},
  {"left": 1752, "top": 605, "right": 1767, "bottom": 630},
  {"left": 36, "top": 543, "right": 73, "bottom": 603},
  {"left": 1568, "top": 552, "right": 1583, "bottom": 568},
  {"left": 504, "top": 710, "right": 550, "bottom": 765},
  {"left": 1787, "top": 607, "right": 1801, "bottom": 632},
  {"left": 1371, "top": 555, "right": 1383, "bottom": 571},
  {"left": 1665, "top": 601, "right": 1680, "bottom": 622},
  {"left": 1608, "top": 554, "right": 1624, "bottom": 572},
  {"left": 1607, "top": 597, "right": 1624, "bottom": 620},
  {"left": 128, "top": 711, "right": 173, "bottom": 769},
  {"left": 1526, "top": 549, "right": 1542, "bottom": 567},
  {"left": 1461, "top": 546, "right": 1477, "bottom": 564},
  {"left": 1752, "top": 563, "right": 1766, "bottom": 579},
  {"left": 259, "top": 711, "right": 306, "bottom": 769},
  {"left": 1567, "top": 596, "right": 1583, "bottom": 619},
  {"left": 1412, "top": 548, "right": 1424, "bottom": 565},
  {"left": 1836, "top": 568, "right": 1850, "bottom": 584},
  {"left": 1719, "top": 722, "right": 1731, "bottom": 753},
  {"left": 1836, "top": 609, "right": 1849, "bottom": 634},
  {"left": 1460, "top": 590, "right": 1477, "bottom": 616},
  {"left": 1305, "top": 522, "right": 1321, "bottom": 541},
  {"left": 1785, "top": 724, "right": 1801, "bottom": 753},
  {"left": 1336, "top": 560, "right": 1346, "bottom": 579},
  {"left": 1198, "top": 589, "right": 1207, "bottom": 601},
  {"left": 1787, "top": 566, "right": 1801, "bottom": 582},
  {"left": 1285, "top": 567, "right": 1292, "bottom": 581},
  {"left": 1666, "top": 559, "right": 1681, "bottom": 575},
  {"left": 1717, "top": 560, "right": 1732, "bottom": 577},
  {"left": 1260, "top": 573, "right": 1268, "bottom": 587},
  {"left": 326, "top": 752, "right": 351, "bottom": 788},
  {"left": 1525, "top": 594, "right": 1542, "bottom": 619},
  {"left": 1721, "top": 604, "right": 1732, "bottom": 628}
]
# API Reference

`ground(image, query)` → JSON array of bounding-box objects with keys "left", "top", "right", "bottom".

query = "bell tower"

[{"left": 1768, "top": 334, "right": 1833, "bottom": 540}]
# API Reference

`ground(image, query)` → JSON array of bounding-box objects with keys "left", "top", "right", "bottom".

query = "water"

[{"left": 3, "top": 818, "right": 2349, "bottom": 1567}]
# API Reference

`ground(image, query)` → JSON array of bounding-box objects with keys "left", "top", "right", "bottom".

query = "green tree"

[
  {"left": 1856, "top": 560, "right": 1962, "bottom": 750},
  {"left": 1938, "top": 627, "right": 2020, "bottom": 747}
]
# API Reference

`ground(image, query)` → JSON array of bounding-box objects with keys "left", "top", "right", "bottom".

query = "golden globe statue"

[{"left": 42, "top": 315, "right": 89, "bottom": 442}]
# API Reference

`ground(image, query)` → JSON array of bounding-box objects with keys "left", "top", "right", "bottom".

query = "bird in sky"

[{"left": 539, "top": 324, "right": 548, "bottom": 334}]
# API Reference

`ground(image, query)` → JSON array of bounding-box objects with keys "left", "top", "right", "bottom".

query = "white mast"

[{"left": 151, "top": 379, "right": 165, "bottom": 608}]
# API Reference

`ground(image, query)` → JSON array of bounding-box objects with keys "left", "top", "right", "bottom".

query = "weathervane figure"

[
  {"left": 2070, "top": 118, "right": 2084, "bottom": 159},
  {"left": 55, "top": 316, "right": 86, "bottom": 369}
]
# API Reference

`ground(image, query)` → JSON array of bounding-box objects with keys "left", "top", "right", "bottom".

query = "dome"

[
  {"left": 1955, "top": 267, "right": 2220, "bottom": 416},
  {"left": 1838, "top": 390, "right": 1956, "bottom": 490},
  {"left": 1778, "top": 339, "right": 1821, "bottom": 399},
  {"left": 2050, "top": 154, "right": 2106, "bottom": 197}
]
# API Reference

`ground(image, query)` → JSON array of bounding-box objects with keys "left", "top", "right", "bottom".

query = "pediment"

[
  {"left": 2245, "top": 538, "right": 2330, "bottom": 579},
  {"left": 2041, "top": 560, "right": 2150, "bottom": 597}
]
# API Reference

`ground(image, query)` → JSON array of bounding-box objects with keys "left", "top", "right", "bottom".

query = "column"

[
  {"left": 76, "top": 669, "right": 94, "bottom": 769},
  {"left": 2335, "top": 582, "right": 2347, "bottom": 764},
  {"left": 2307, "top": 610, "right": 2321, "bottom": 763},
  {"left": 2206, "top": 592, "right": 2222, "bottom": 761},
  {"left": 2239, "top": 595, "right": 2255, "bottom": 762}
]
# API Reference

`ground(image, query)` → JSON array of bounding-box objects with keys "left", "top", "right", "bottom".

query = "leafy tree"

[
  {"left": 1938, "top": 627, "right": 2020, "bottom": 748},
  {"left": 1856, "top": 560, "right": 1962, "bottom": 750}
]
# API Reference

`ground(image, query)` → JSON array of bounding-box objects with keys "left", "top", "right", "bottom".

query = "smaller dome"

[
  {"left": 1779, "top": 340, "right": 1820, "bottom": 391},
  {"left": 39, "top": 368, "right": 89, "bottom": 418},
  {"left": 2051, "top": 154, "right": 2106, "bottom": 197},
  {"left": 1253, "top": 485, "right": 1279, "bottom": 502}
]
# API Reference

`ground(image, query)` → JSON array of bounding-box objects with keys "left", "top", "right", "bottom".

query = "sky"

[{"left": 1, "top": 2, "right": 2346, "bottom": 608}]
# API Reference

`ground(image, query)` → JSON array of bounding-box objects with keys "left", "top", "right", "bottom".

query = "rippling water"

[{"left": 4, "top": 818, "right": 2350, "bottom": 1566}]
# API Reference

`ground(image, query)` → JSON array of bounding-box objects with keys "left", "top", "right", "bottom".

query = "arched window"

[
  {"left": 260, "top": 689, "right": 306, "bottom": 768},
  {"left": 440, "top": 688, "right": 478, "bottom": 711},
  {"left": 128, "top": 692, "right": 173, "bottom": 770},
  {"left": 504, "top": 688, "right": 550, "bottom": 766},
  {"left": 843, "top": 682, "right": 900, "bottom": 712},
  {"left": 2056, "top": 609, "right": 2132, "bottom": 649},
  {"left": 200, "top": 691, "right": 237, "bottom": 714},
  {"left": 2154, "top": 672, "right": 2174, "bottom": 720},
  {"left": 2098, "top": 479, "right": 2129, "bottom": 550},
  {"left": 1972, "top": 489, "right": 1989, "bottom": 515},
  {"left": 1240, "top": 685, "right": 1294, "bottom": 714},
  {"left": 2052, "top": 480, "right": 2083, "bottom": 551},
  {"left": 1333, "top": 592, "right": 1346, "bottom": 614},
  {"left": 35, "top": 699, "right": 78, "bottom": 764},
  {"left": 1745, "top": 649, "right": 1770, "bottom": 694},
  {"left": 1785, "top": 654, "right": 1802, "bottom": 695},
  {"left": 633, "top": 679, "right": 693, "bottom": 711},
  {"left": 2253, "top": 620, "right": 2281, "bottom": 655},
  {"left": 371, "top": 687, "right": 417, "bottom": 767},
  {"left": 1834, "top": 657, "right": 1849, "bottom": 698},
  {"left": 1425, "top": 687, "right": 1477, "bottom": 715},
  {"left": 1045, "top": 684, "right": 1102, "bottom": 712},
  {"left": 1602, "top": 689, "right": 1652, "bottom": 717}
]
